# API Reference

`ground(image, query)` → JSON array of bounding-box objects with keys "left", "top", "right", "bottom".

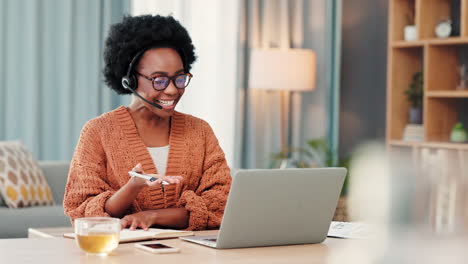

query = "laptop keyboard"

[{"left": 205, "top": 238, "right": 218, "bottom": 242}]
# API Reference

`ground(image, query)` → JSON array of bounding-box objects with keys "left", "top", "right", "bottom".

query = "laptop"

[{"left": 181, "top": 168, "right": 347, "bottom": 249}]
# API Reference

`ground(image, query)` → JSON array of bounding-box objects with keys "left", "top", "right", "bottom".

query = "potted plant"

[
  {"left": 405, "top": 70, "right": 423, "bottom": 124},
  {"left": 404, "top": 8, "right": 417, "bottom": 41},
  {"left": 271, "top": 139, "right": 351, "bottom": 221}
]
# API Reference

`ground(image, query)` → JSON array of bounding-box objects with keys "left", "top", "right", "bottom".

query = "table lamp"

[{"left": 249, "top": 48, "right": 316, "bottom": 167}]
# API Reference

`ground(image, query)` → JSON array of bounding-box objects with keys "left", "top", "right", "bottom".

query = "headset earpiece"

[
  {"left": 121, "top": 75, "right": 137, "bottom": 91},
  {"left": 120, "top": 48, "right": 162, "bottom": 109}
]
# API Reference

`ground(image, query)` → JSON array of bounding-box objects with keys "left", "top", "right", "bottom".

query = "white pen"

[{"left": 128, "top": 171, "right": 169, "bottom": 185}]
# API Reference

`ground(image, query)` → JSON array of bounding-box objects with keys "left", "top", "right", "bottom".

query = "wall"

[
  {"left": 300, "top": 0, "right": 330, "bottom": 143},
  {"left": 131, "top": 0, "right": 240, "bottom": 168},
  {"left": 339, "top": 0, "right": 388, "bottom": 158},
  {"left": 240, "top": 0, "right": 339, "bottom": 169}
]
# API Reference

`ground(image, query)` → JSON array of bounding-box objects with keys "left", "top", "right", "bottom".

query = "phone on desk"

[{"left": 135, "top": 242, "right": 180, "bottom": 254}]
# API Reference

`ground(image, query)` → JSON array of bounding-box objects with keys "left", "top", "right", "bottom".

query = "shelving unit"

[
  {"left": 387, "top": 0, "right": 468, "bottom": 232},
  {"left": 388, "top": 0, "right": 468, "bottom": 147}
]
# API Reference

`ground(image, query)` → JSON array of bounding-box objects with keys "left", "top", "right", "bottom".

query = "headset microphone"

[
  {"left": 121, "top": 78, "right": 163, "bottom": 109},
  {"left": 121, "top": 48, "right": 163, "bottom": 110}
]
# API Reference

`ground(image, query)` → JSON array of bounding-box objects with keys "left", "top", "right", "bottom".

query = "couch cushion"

[
  {"left": 0, "top": 205, "right": 71, "bottom": 238},
  {"left": 0, "top": 141, "right": 54, "bottom": 208},
  {"left": 39, "top": 161, "right": 70, "bottom": 204}
]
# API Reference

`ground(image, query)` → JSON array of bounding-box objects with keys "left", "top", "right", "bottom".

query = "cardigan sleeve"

[
  {"left": 177, "top": 122, "right": 232, "bottom": 230},
  {"left": 63, "top": 120, "right": 116, "bottom": 222}
]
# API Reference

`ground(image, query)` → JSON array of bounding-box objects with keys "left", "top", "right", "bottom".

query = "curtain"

[
  {"left": 130, "top": 0, "right": 240, "bottom": 168},
  {"left": 240, "top": 0, "right": 342, "bottom": 168},
  {"left": 0, "top": 0, "right": 131, "bottom": 160},
  {"left": 327, "top": 0, "right": 342, "bottom": 165}
]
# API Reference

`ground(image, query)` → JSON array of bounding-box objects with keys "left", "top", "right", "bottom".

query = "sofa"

[{"left": 0, "top": 161, "right": 71, "bottom": 238}]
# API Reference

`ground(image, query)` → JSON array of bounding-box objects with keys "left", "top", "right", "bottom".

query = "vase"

[
  {"left": 404, "top": 25, "right": 417, "bottom": 41},
  {"left": 408, "top": 107, "right": 422, "bottom": 124}
]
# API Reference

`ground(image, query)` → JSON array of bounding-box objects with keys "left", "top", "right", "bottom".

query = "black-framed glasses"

[{"left": 136, "top": 72, "right": 193, "bottom": 91}]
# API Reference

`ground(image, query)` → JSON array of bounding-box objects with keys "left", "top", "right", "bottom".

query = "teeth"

[{"left": 156, "top": 100, "right": 175, "bottom": 106}]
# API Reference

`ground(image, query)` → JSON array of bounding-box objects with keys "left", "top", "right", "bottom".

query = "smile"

[{"left": 156, "top": 99, "right": 175, "bottom": 106}]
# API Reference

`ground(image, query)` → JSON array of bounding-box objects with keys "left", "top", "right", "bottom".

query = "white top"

[{"left": 147, "top": 145, "right": 169, "bottom": 176}]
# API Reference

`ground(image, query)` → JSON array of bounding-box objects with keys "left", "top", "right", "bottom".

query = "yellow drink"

[{"left": 76, "top": 233, "right": 119, "bottom": 254}]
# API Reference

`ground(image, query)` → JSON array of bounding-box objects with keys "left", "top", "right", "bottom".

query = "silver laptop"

[{"left": 181, "top": 168, "right": 347, "bottom": 249}]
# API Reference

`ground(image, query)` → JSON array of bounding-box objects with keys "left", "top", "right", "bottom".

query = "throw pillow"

[{"left": 0, "top": 141, "right": 54, "bottom": 208}]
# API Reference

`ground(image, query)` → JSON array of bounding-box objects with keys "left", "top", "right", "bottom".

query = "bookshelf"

[
  {"left": 387, "top": 0, "right": 468, "bottom": 231},
  {"left": 387, "top": 0, "right": 468, "bottom": 148}
]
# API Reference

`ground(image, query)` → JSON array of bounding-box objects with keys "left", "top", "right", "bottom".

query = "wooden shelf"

[
  {"left": 392, "top": 38, "right": 468, "bottom": 47},
  {"left": 388, "top": 1, "right": 468, "bottom": 144},
  {"left": 392, "top": 40, "right": 425, "bottom": 48},
  {"left": 387, "top": 1, "right": 468, "bottom": 171},
  {"left": 426, "top": 91, "right": 468, "bottom": 97},
  {"left": 428, "top": 37, "right": 468, "bottom": 45},
  {"left": 389, "top": 140, "right": 468, "bottom": 150},
  {"left": 389, "top": 140, "right": 422, "bottom": 147},
  {"left": 390, "top": 0, "right": 417, "bottom": 42},
  {"left": 388, "top": 47, "right": 423, "bottom": 141},
  {"left": 419, "top": 142, "right": 468, "bottom": 150}
]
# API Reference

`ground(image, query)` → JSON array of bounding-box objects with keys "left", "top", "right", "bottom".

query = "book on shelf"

[
  {"left": 403, "top": 124, "right": 424, "bottom": 142},
  {"left": 64, "top": 228, "right": 194, "bottom": 243}
]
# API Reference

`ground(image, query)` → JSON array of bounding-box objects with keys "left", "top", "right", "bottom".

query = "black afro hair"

[{"left": 103, "top": 15, "right": 196, "bottom": 94}]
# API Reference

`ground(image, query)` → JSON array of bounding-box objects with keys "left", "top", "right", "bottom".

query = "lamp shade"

[{"left": 248, "top": 48, "right": 316, "bottom": 91}]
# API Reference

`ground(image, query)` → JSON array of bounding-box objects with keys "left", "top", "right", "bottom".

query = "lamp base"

[{"left": 279, "top": 158, "right": 298, "bottom": 169}]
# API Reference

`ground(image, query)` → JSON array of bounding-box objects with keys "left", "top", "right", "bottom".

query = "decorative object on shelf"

[
  {"left": 404, "top": 9, "right": 416, "bottom": 41},
  {"left": 450, "top": 0, "right": 461, "bottom": 37},
  {"left": 402, "top": 124, "right": 424, "bottom": 142},
  {"left": 450, "top": 122, "right": 467, "bottom": 143},
  {"left": 435, "top": 18, "right": 452, "bottom": 39},
  {"left": 456, "top": 64, "right": 467, "bottom": 90},
  {"left": 404, "top": 25, "right": 417, "bottom": 41},
  {"left": 405, "top": 70, "right": 423, "bottom": 124}
]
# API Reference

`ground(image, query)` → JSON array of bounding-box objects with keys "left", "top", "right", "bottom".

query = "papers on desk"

[
  {"left": 64, "top": 228, "right": 194, "bottom": 243},
  {"left": 327, "top": 221, "right": 372, "bottom": 239}
]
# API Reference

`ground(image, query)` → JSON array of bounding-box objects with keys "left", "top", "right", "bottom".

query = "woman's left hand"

[
  {"left": 149, "top": 174, "right": 184, "bottom": 186},
  {"left": 120, "top": 211, "right": 157, "bottom": 230}
]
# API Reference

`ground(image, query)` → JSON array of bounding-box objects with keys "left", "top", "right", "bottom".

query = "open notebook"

[
  {"left": 327, "top": 221, "right": 372, "bottom": 239},
  {"left": 64, "top": 228, "right": 194, "bottom": 243}
]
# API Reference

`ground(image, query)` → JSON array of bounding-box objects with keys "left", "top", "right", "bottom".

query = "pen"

[{"left": 128, "top": 171, "right": 169, "bottom": 185}]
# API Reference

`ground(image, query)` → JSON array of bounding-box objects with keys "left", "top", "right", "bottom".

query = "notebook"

[
  {"left": 64, "top": 228, "right": 194, "bottom": 243},
  {"left": 327, "top": 221, "right": 372, "bottom": 239}
]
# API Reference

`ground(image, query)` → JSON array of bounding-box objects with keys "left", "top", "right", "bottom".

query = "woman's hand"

[
  {"left": 120, "top": 208, "right": 189, "bottom": 230},
  {"left": 120, "top": 211, "right": 157, "bottom": 230},
  {"left": 105, "top": 164, "right": 183, "bottom": 219},
  {"left": 128, "top": 163, "right": 184, "bottom": 188}
]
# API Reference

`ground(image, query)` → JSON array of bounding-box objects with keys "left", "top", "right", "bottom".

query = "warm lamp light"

[
  {"left": 248, "top": 48, "right": 317, "bottom": 168},
  {"left": 249, "top": 48, "right": 316, "bottom": 91}
]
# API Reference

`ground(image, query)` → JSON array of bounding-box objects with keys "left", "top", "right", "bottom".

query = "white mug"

[{"left": 404, "top": 25, "right": 417, "bottom": 41}]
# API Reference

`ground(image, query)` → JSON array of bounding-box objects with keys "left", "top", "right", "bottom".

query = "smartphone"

[{"left": 134, "top": 242, "right": 180, "bottom": 254}]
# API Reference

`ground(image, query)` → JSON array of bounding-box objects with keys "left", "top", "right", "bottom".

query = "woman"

[{"left": 63, "top": 15, "right": 231, "bottom": 231}]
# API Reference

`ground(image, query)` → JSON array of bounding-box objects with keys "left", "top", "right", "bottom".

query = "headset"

[
  {"left": 121, "top": 46, "right": 189, "bottom": 110},
  {"left": 121, "top": 48, "right": 163, "bottom": 109}
]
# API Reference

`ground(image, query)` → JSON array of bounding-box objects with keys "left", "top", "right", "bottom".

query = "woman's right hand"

[
  {"left": 128, "top": 163, "right": 183, "bottom": 189},
  {"left": 127, "top": 163, "right": 153, "bottom": 189}
]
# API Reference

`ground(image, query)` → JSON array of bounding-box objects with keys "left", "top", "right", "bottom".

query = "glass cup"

[{"left": 74, "top": 217, "right": 120, "bottom": 256}]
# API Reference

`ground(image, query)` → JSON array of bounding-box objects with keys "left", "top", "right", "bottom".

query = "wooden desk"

[{"left": 13, "top": 227, "right": 352, "bottom": 264}]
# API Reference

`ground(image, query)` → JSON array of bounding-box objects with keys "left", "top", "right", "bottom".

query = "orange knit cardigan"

[{"left": 63, "top": 106, "right": 232, "bottom": 230}]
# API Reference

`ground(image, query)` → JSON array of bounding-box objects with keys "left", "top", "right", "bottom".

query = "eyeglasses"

[{"left": 136, "top": 72, "right": 193, "bottom": 91}]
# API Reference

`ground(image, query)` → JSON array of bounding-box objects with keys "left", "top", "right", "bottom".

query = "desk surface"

[{"left": 0, "top": 226, "right": 353, "bottom": 264}]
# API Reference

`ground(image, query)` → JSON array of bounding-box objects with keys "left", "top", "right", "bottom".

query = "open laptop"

[{"left": 181, "top": 168, "right": 347, "bottom": 249}]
